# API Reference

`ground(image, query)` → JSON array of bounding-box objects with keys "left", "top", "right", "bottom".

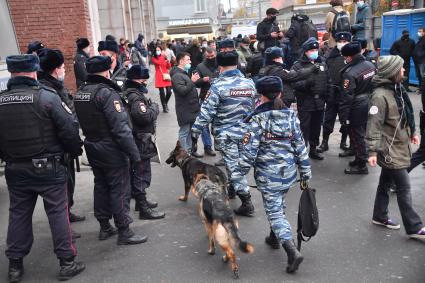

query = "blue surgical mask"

[
  {"left": 357, "top": 1, "right": 365, "bottom": 8},
  {"left": 307, "top": 51, "right": 319, "bottom": 61},
  {"left": 156, "top": 50, "right": 161, "bottom": 56},
  {"left": 184, "top": 63, "right": 191, "bottom": 72}
]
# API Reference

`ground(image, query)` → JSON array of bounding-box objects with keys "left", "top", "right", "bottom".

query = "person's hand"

[
  {"left": 271, "top": 32, "right": 278, "bottom": 38},
  {"left": 191, "top": 72, "right": 200, "bottom": 82},
  {"left": 411, "top": 134, "right": 420, "bottom": 145},
  {"left": 278, "top": 31, "right": 284, "bottom": 37},
  {"left": 368, "top": 156, "right": 377, "bottom": 167},
  {"left": 203, "top": 76, "right": 210, "bottom": 82}
]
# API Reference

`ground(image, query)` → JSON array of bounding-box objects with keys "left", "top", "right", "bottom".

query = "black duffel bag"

[{"left": 297, "top": 180, "right": 319, "bottom": 251}]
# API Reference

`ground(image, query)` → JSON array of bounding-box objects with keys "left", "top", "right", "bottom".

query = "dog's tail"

[{"left": 223, "top": 221, "right": 254, "bottom": 254}]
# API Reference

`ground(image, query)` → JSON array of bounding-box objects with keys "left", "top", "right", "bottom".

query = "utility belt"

[{"left": 8, "top": 155, "right": 64, "bottom": 171}]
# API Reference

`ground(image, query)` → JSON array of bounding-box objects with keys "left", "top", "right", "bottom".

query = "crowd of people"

[{"left": 1, "top": 2, "right": 425, "bottom": 283}]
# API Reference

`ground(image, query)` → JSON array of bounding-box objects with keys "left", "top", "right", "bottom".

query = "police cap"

[
  {"left": 86, "top": 56, "right": 112, "bottom": 73},
  {"left": 6, "top": 54, "right": 40, "bottom": 73}
]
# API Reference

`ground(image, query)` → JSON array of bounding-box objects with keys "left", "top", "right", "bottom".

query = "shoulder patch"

[
  {"left": 343, "top": 79, "right": 350, "bottom": 89},
  {"left": 61, "top": 102, "right": 72, "bottom": 114},
  {"left": 139, "top": 102, "right": 147, "bottom": 113},
  {"left": 229, "top": 88, "right": 255, "bottom": 97},
  {"left": 114, "top": 100, "right": 122, "bottom": 112},
  {"left": 369, "top": 105, "right": 378, "bottom": 115},
  {"left": 243, "top": 133, "right": 251, "bottom": 145}
]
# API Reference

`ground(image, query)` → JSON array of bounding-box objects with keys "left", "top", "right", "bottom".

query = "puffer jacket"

[
  {"left": 351, "top": 4, "right": 371, "bottom": 40},
  {"left": 366, "top": 76, "right": 413, "bottom": 169}
]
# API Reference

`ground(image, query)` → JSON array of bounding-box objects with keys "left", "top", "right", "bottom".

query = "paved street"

[{"left": 0, "top": 84, "right": 424, "bottom": 283}]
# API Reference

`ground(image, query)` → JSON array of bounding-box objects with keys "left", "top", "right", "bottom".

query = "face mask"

[
  {"left": 402, "top": 34, "right": 409, "bottom": 39},
  {"left": 337, "top": 42, "right": 347, "bottom": 51},
  {"left": 418, "top": 32, "right": 423, "bottom": 38},
  {"left": 184, "top": 63, "right": 191, "bottom": 72},
  {"left": 156, "top": 50, "right": 161, "bottom": 56},
  {"left": 307, "top": 51, "right": 319, "bottom": 61},
  {"left": 206, "top": 58, "right": 216, "bottom": 64},
  {"left": 357, "top": 1, "right": 364, "bottom": 8},
  {"left": 57, "top": 74, "right": 65, "bottom": 82},
  {"left": 202, "top": 43, "right": 208, "bottom": 48}
]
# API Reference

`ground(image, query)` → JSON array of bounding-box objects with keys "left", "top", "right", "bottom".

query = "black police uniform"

[
  {"left": 291, "top": 55, "right": 331, "bottom": 158},
  {"left": 0, "top": 76, "right": 82, "bottom": 272},
  {"left": 122, "top": 80, "right": 164, "bottom": 219},
  {"left": 339, "top": 54, "right": 376, "bottom": 172},
  {"left": 38, "top": 71, "right": 83, "bottom": 222},
  {"left": 74, "top": 73, "right": 146, "bottom": 244}
]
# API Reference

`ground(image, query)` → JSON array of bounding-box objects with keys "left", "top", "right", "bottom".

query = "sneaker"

[
  {"left": 409, "top": 227, "right": 425, "bottom": 240},
  {"left": 372, "top": 219, "right": 401, "bottom": 230}
]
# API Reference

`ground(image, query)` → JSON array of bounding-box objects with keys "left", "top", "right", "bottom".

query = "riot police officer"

[
  {"left": 74, "top": 56, "right": 147, "bottom": 245},
  {"left": 38, "top": 48, "right": 86, "bottom": 227},
  {"left": 0, "top": 55, "right": 85, "bottom": 282},
  {"left": 191, "top": 50, "right": 256, "bottom": 216},
  {"left": 340, "top": 41, "right": 376, "bottom": 174},
  {"left": 122, "top": 65, "right": 165, "bottom": 220}
]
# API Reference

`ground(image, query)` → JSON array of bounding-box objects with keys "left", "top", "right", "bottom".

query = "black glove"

[
  {"left": 311, "top": 64, "right": 320, "bottom": 74},
  {"left": 131, "top": 160, "right": 143, "bottom": 173}
]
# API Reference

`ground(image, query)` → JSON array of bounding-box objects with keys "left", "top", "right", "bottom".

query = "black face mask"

[
  {"left": 206, "top": 58, "right": 216, "bottom": 65},
  {"left": 402, "top": 34, "right": 409, "bottom": 40},
  {"left": 270, "top": 16, "right": 276, "bottom": 21}
]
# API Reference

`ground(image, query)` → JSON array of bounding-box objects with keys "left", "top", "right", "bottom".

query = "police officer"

[
  {"left": 38, "top": 49, "right": 86, "bottom": 227},
  {"left": 318, "top": 32, "right": 352, "bottom": 153},
  {"left": 339, "top": 41, "right": 376, "bottom": 174},
  {"left": 26, "top": 41, "right": 45, "bottom": 55},
  {"left": 122, "top": 65, "right": 165, "bottom": 220},
  {"left": 74, "top": 56, "right": 147, "bottom": 245},
  {"left": 291, "top": 37, "right": 331, "bottom": 160},
  {"left": 98, "top": 40, "right": 121, "bottom": 76},
  {"left": 191, "top": 50, "right": 256, "bottom": 216},
  {"left": 240, "top": 76, "right": 311, "bottom": 273},
  {"left": 74, "top": 38, "right": 90, "bottom": 88},
  {"left": 0, "top": 55, "right": 85, "bottom": 282}
]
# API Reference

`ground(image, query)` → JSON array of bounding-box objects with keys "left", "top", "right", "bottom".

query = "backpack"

[
  {"left": 331, "top": 9, "right": 351, "bottom": 37},
  {"left": 298, "top": 20, "right": 318, "bottom": 45},
  {"left": 297, "top": 181, "right": 319, "bottom": 251}
]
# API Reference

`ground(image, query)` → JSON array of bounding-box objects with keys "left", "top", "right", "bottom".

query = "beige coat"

[{"left": 325, "top": 6, "right": 350, "bottom": 48}]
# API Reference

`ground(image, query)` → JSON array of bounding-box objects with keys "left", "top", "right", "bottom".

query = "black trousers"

[
  {"left": 323, "top": 102, "right": 339, "bottom": 137},
  {"left": 403, "top": 60, "right": 411, "bottom": 89},
  {"left": 92, "top": 165, "right": 132, "bottom": 229},
  {"left": 298, "top": 110, "right": 323, "bottom": 147},
  {"left": 66, "top": 159, "right": 75, "bottom": 210},
  {"left": 408, "top": 148, "right": 425, "bottom": 172},
  {"left": 348, "top": 124, "right": 368, "bottom": 163},
  {"left": 158, "top": 87, "right": 172, "bottom": 108},
  {"left": 373, "top": 168, "right": 423, "bottom": 234},
  {"left": 130, "top": 158, "right": 151, "bottom": 201},
  {"left": 6, "top": 182, "right": 76, "bottom": 259}
]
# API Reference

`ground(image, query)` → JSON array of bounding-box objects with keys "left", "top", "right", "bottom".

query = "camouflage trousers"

[
  {"left": 259, "top": 188, "right": 293, "bottom": 242},
  {"left": 217, "top": 136, "right": 249, "bottom": 194}
]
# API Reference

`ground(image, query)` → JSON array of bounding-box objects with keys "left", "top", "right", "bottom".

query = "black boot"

[
  {"left": 339, "top": 148, "right": 354, "bottom": 157},
  {"left": 309, "top": 147, "right": 324, "bottom": 160},
  {"left": 340, "top": 132, "right": 349, "bottom": 150},
  {"left": 316, "top": 136, "right": 329, "bottom": 153},
  {"left": 138, "top": 199, "right": 165, "bottom": 220},
  {"left": 8, "top": 258, "right": 23, "bottom": 283},
  {"left": 117, "top": 227, "right": 148, "bottom": 245},
  {"left": 135, "top": 198, "right": 157, "bottom": 211},
  {"left": 227, "top": 184, "right": 236, "bottom": 199},
  {"left": 58, "top": 257, "right": 85, "bottom": 281},
  {"left": 162, "top": 104, "right": 168, "bottom": 113},
  {"left": 98, "top": 220, "right": 118, "bottom": 240},
  {"left": 344, "top": 161, "right": 368, "bottom": 175},
  {"left": 265, "top": 229, "right": 280, "bottom": 249},
  {"left": 69, "top": 212, "right": 86, "bottom": 223},
  {"left": 282, "top": 240, "right": 303, "bottom": 274},
  {"left": 348, "top": 159, "right": 358, "bottom": 167},
  {"left": 234, "top": 192, "right": 254, "bottom": 216},
  {"left": 191, "top": 142, "right": 204, "bottom": 158},
  {"left": 204, "top": 146, "right": 216, "bottom": 156}
]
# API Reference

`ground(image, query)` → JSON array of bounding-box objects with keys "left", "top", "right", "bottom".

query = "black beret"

[
  {"left": 126, "top": 65, "right": 150, "bottom": 80},
  {"left": 335, "top": 32, "right": 352, "bottom": 42},
  {"left": 26, "top": 41, "right": 45, "bottom": 54},
  {"left": 98, "top": 40, "right": 119, "bottom": 54},
  {"left": 217, "top": 39, "right": 235, "bottom": 50},
  {"left": 266, "top": 8, "right": 279, "bottom": 15},
  {"left": 216, "top": 50, "right": 239, "bottom": 67},
  {"left": 39, "top": 49, "right": 64, "bottom": 73},
  {"left": 356, "top": 39, "right": 368, "bottom": 49},
  {"left": 341, "top": 41, "right": 362, "bottom": 56},
  {"left": 86, "top": 56, "right": 112, "bottom": 73},
  {"left": 256, "top": 76, "right": 283, "bottom": 98},
  {"left": 302, "top": 37, "right": 319, "bottom": 52},
  {"left": 76, "top": 38, "right": 90, "bottom": 50},
  {"left": 6, "top": 54, "right": 40, "bottom": 73},
  {"left": 105, "top": 35, "right": 116, "bottom": 42}
]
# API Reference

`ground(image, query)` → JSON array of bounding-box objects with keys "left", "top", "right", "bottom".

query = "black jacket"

[
  {"left": 413, "top": 36, "right": 425, "bottom": 64},
  {"left": 291, "top": 55, "right": 331, "bottom": 111},
  {"left": 123, "top": 80, "right": 159, "bottom": 159},
  {"left": 285, "top": 15, "right": 315, "bottom": 57},
  {"left": 74, "top": 49, "right": 89, "bottom": 88},
  {"left": 170, "top": 66, "right": 200, "bottom": 126},
  {"left": 339, "top": 54, "right": 376, "bottom": 125},
  {"left": 185, "top": 44, "right": 203, "bottom": 68},
  {"left": 246, "top": 52, "right": 264, "bottom": 77},
  {"left": 326, "top": 47, "right": 348, "bottom": 103},
  {"left": 259, "top": 61, "right": 314, "bottom": 106},
  {"left": 76, "top": 75, "right": 140, "bottom": 168},
  {"left": 390, "top": 36, "right": 415, "bottom": 61},
  {"left": 38, "top": 71, "right": 75, "bottom": 113},
  {"left": 256, "top": 17, "right": 282, "bottom": 50},
  {"left": 195, "top": 59, "right": 219, "bottom": 101}
]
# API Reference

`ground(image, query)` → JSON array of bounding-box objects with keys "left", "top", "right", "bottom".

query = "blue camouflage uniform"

[
  {"left": 191, "top": 68, "right": 256, "bottom": 194},
  {"left": 240, "top": 102, "right": 311, "bottom": 242}
]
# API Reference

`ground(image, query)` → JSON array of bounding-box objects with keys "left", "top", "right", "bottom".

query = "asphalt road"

[{"left": 0, "top": 83, "right": 424, "bottom": 283}]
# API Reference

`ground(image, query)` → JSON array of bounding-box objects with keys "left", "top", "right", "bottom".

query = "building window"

[{"left": 195, "top": 0, "right": 206, "bottom": 12}]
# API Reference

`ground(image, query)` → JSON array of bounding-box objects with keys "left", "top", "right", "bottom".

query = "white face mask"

[
  {"left": 418, "top": 32, "right": 423, "bottom": 38},
  {"left": 58, "top": 74, "right": 65, "bottom": 82},
  {"left": 202, "top": 43, "right": 208, "bottom": 48},
  {"left": 337, "top": 42, "right": 347, "bottom": 51}
]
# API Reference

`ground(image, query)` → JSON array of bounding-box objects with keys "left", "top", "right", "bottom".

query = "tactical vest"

[
  {"left": 0, "top": 86, "right": 59, "bottom": 160},
  {"left": 74, "top": 84, "right": 111, "bottom": 142},
  {"left": 123, "top": 89, "right": 155, "bottom": 134}
]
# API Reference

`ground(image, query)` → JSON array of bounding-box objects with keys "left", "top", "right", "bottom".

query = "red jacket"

[{"left": 152, "top": 55, "right": 172, "bottom": 88}]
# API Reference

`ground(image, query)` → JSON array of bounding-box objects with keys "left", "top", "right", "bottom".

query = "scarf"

[{"left": 395, "top": 84, "right": 415, "bottom": 134}]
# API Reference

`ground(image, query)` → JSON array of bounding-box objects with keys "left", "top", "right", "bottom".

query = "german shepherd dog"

[
  {"left": 191, "top": 174, "right": 254, "bottom": 278},
  {"left": 165, "top": 141, "right": 227, "bottom": 201}
]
